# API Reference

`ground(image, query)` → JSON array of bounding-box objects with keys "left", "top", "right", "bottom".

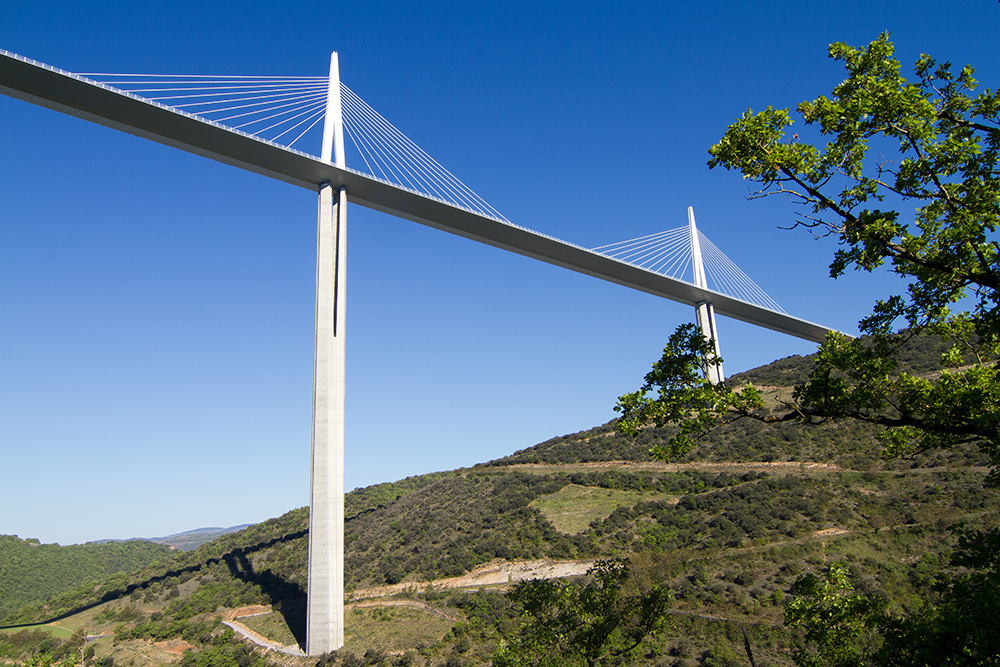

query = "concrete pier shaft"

[
  {"left": 688, "top": 206, "right": 724, "bottom": 383},
  {"left": 306, "top": 183, "right": 347, "bottom": 655}
]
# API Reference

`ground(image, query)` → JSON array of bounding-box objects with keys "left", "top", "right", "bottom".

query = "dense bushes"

[
  {"left": 0, "top": 536, "right": 175, "bottom": 622},
  {"left": 178, "top": 629, "right": 269, "bottom": 667},
  {"left": 345, "top": 471, "right": 574, "bottom": 585}
]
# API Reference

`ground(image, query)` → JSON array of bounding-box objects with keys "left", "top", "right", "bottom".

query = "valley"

[{"left": 1, "top": 351, "right": 997, "bottom": 666}]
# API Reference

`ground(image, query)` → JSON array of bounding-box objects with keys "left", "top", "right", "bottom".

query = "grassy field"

[
  {"left": 240, "top": 610, "right": 300, "bottom": 647},
  {"left": 0, "top": 624, "right": 74, "bottom": 639},
  {"left": 0, "top": 604, "right": 113, "bottom": 640},
  {"left": 240, "top": 602, "right": 457, "bottom": 656},
  {"left": 344, "top": 604, "right": 455, "bottom": 655},
  {"left": 530, "top": 483, "right": 676, "bottom": 533}
]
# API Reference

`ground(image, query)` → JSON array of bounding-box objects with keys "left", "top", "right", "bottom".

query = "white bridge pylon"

[
  {"left": 690, "top": 207, "right": 724, "bottom": 383},
  {"left": 307, "top": 53, "right": 347, "bottom": 655},
  {"left": 0, "top": 49, "right": 844, "bottom": 655}
]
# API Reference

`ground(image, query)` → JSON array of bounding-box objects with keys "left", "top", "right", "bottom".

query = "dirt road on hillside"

[
  {"left": 498, "top": 460, "right": 844, "bottom": 474},
  {"left": 347, "top": 558, "right": 596, "bottom": 601}
]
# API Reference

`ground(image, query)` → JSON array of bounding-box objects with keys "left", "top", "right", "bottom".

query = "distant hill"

[
  {"left": 146, "top": 524, "right": 255, "bottom": 551},
  {"left": 89, "top": 525, "right": 255, "bottom": 551}
]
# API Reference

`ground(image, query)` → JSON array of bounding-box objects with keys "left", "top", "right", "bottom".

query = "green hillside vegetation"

[
  {"left": 0, "top": 338, "right": 994, "bottom": 667},
  {"left": 0, "top": 343, "right": 994, "bottom": 666},
  {"left": 0, "top": 536, "right": 175, "bottom": 621}
]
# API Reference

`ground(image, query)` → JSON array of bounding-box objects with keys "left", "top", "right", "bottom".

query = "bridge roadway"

[{"left": 0, "top": 50, "right": 833, "bottom": 343}]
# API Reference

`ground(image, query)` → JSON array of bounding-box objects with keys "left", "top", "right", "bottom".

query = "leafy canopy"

[
  {"left": 493, "top": 560, "right": 671, "bottom": 667},
  {"left": 616, "top": 33, "right": 1000, "bottom": 472},
  {"left": 785, "top": 563, "right": 888, "bottom": 667}
]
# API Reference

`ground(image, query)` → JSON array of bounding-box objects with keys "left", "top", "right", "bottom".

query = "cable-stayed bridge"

[
  {"left": 0, "top": 50, "right": 831, "bottom": 342},
  {"left": 0, "top": 49, "right": 840, "bottom": 655}
]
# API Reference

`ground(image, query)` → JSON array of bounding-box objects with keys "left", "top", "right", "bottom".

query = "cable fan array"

[
  {"left": 80, "top": 72, "right": 331, "bottom": 150},
  {"left": 338, "top": 85, "right": 508, "bottom": 222},
  {"left": 593, "top": 228, "right": 787, "bottom": 314},
  {"left": 77, "top": 68, "right": 780, "bottom": 312},
  {"left": 79, "top": 71, "right": 509, "bottom": 222}
]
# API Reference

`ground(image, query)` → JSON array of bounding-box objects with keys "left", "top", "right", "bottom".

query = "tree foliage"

[
  {"left": 615, "top": 33, "right": 1000, "bottom": 667},
  {"left": 617, "top": 32, "right": 1000, "bottom": 475},
  {"left": 782, "top": 530, "right": 1000, "bottom": 667},
  {"left": 785, "top": 563, "right": 888, "bottom": 667},
  {"left": 873, "top": 528, "right": 1000, "bottom": 666},
  {"left": 615, "top": 323, "right": 766, "bottom": 460},
  {"left": 493, "top": 560, "right": 671, "bottom": 667}
]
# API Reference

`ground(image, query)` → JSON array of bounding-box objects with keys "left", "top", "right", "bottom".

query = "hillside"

[
  {"left": 0, "top": 345, "right": 995, "bottom": 666},
  {"left": 0, "top": 536, "right": 175, "bottom": 621}
]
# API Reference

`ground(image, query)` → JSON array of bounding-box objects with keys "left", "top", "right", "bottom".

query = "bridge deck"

[{"left": 0, "top": 50, "right": 835, "bottom": 343}]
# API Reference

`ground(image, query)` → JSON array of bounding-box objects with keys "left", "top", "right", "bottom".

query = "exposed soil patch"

[
  {"left": 348, "top": 558, "right": 595, "bottom": 601},
  {"left": 222, "top": 605, "right": 272, "bottom": 621},
  {"left": 153, "top": 638, "right": 194, "bottom": 656},
  {"left": 813, "top": 528, "right": 851, "bottom": 537}
]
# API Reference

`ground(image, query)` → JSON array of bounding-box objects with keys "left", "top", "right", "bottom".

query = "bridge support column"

[
  {"left": 307, "top": 183, "right": 347, "bottom": 655},
  {"left": 695, "top": 300, "right": 724, "bottom": 384},
  {"left": 688, "top": 206, "right": 724, "bottom": 383},
  {"left": 307, "top": 51, "right": 348, "bottom": 657}
]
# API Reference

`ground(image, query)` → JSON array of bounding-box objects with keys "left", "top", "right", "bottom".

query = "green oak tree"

[
  {"left": 493, "top": 560, "right": 671, "bottom": 667},
  {"left": 615, "top": 34, "right": 999, "bottom": 667},
  {"left": 870, "top": 527, "right": 1000, "bottom": 666},
  {"left": 616, "top": 32, "right": 1000, "bottom": 475},
  {"left": 784, "top": 563, "right": 888, "bottom": 667}
]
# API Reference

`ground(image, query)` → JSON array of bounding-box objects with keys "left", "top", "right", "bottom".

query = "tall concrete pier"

[
  {"left": 306, "top": 53, "right": 347, "bottom": 656},
  {"left": 689, "top": 207, "right": 724, "bottom": 384}
]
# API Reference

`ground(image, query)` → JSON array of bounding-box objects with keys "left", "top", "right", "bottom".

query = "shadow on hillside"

[
  {"left": 222, "top": 546, "right": 306, "bottom": 648},
  {"left": 0, "top": 529, "right": 309, "bottom": 647}
]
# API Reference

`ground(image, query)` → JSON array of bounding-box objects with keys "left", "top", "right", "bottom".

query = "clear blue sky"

[{"left": 2, "top": 1, "right": 997, "bottom": 545}]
